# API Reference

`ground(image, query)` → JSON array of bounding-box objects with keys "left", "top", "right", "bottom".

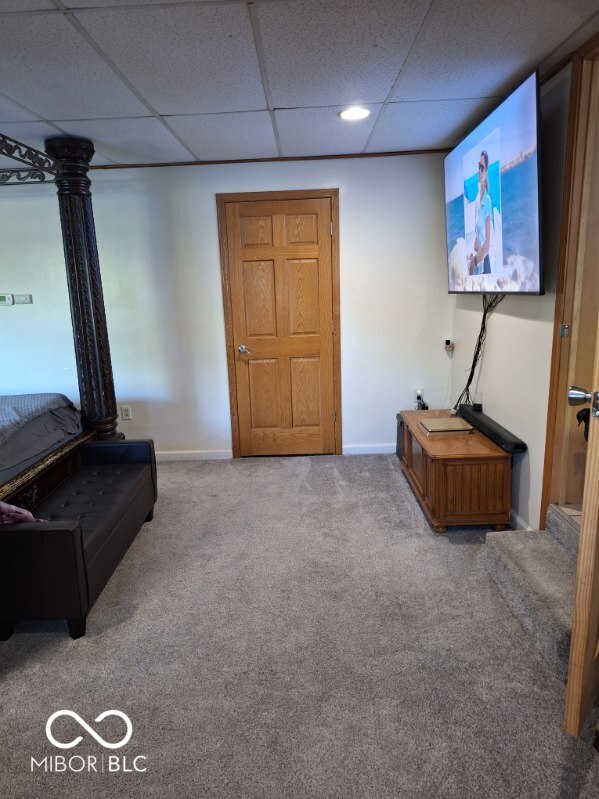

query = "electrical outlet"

[{"left": 120, "top": 405, "right": 133, "bottom": 421}]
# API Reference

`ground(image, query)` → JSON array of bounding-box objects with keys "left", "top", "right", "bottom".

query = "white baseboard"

[
  {"left": 158, "top": 446, "right": 396, "bottom": 460},
  {"left": 342, "top": 444, "right": 396, "bottom": 456},
  {"left": 156, "top": 449, "right": 232, "bottom": 462},
  {"left": 510, "top": 509, "right": 531, "bottom": 531}
]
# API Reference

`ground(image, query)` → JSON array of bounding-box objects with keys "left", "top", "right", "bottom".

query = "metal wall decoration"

[{"left": 0, "top": 132, "right": 58, "bottom": 185}]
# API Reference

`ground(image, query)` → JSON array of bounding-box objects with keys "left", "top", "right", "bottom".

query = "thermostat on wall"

[{"left": 0, "top": 294, "right": 14, "bottom": 306}]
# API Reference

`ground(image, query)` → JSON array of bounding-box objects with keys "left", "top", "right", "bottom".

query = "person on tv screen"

[{"left": 468, "top": 150, "right": 492, "bottom": 275}]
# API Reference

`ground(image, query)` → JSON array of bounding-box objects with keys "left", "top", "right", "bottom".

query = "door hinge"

[
  {"left": 330, "top": 222, "right": 333, "bottom": 237},
  {"left": 332, "top": 410, "right": 337, "bottom": 422},
  {"left": 331, "top": 320, "right": 334, "bottom": 334},
  {"left": 559, "top": 323, "right": 570, "bottom": 339}
]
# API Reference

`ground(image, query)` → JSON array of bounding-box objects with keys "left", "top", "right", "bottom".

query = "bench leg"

[
  {"left": 67, "top": 617, "right": 87, "bottom": 639},
  {"left": 0, "top": 621, "right": 15, "bottom": 641}
]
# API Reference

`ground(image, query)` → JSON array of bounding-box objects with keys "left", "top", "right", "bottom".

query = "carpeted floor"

[{"left": 1, "top": 455, "right": 598, "bottom": 798}]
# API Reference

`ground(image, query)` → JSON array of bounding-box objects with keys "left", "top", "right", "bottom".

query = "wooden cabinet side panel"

[
  {"left": 411, "top": 437, "right": 425, "bottom": 495},
  {"left": 402, "top": 424, "right": 412, "bottom": 470},
  {"left": 442, "top": 459, "right": 511, "bottom": 518}
]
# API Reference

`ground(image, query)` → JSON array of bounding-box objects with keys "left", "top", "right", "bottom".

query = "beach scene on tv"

[{"left": 444, "top": 74, "right": 541, "bottom": 293}]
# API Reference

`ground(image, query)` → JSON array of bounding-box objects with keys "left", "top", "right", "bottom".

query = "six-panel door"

[{"left": 225, "top": 198, "right": 335, "bottom": 456}]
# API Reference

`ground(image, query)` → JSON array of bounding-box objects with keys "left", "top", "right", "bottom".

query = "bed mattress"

[{"left": 0, "top": 394, "right": 82, "bottom": 485}]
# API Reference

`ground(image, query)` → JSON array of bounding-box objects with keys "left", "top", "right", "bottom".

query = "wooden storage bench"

[{"left": 399, "top": 409, "right": 511, "bottom": 533}]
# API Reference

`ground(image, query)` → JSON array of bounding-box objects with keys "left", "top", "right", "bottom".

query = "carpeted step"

[
  {"left": 545, "top": 503, "right": 580, "bottom": 558},
  {"left": 484, "top": 529, "right": 576, "bottom": 680}
]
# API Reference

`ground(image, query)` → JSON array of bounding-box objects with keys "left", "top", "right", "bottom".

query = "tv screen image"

[{"left": 444, "top": 73, "right": 541, "bottom": 294}]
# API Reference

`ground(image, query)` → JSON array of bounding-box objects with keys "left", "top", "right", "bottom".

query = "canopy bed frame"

[
  {"left": 0, "top": 133, "right": 119, "bottom": 501},
  {"left": 0, "top": 133, "right": 123, "bottom": 506},
  {"left": 0, "top": 137, "right": 157, "bottom": 640},
  {"left": 1, "top": 132, "right": 118, "bottom": 438}
]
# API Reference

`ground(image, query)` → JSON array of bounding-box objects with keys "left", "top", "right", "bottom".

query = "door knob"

[
  {"left": 238, "top": 344, "right": 252, "bottom": 354},
  {"left": 568, "top": 386, "right": 592, "bottom": 405},
  {"left": 568, "top": 385, "right": 599, "bottom": 417}
]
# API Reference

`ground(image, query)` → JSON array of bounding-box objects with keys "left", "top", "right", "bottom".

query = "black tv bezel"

[{"left": 444, "top": 70, "right": 544, "bottom": 296}]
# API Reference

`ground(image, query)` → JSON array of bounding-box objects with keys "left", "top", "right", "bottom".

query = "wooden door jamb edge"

[
  {"left": 217, "top": 196, "right": 242, "bottom": 458},
  {"left": 539, "top": 47, "right": 598, "bottom": 527}
]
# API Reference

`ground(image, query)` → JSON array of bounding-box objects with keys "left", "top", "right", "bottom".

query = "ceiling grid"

[{"left": 0, "top": 0, "right": 598, "bottom": 166}]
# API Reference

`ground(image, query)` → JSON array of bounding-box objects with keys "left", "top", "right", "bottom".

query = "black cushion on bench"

[
  {"left": 34, "top": 463, "right": 151, "bottom": 564},
  {"left": 0, "top": 439, "right": 156, "bottom": 636}
]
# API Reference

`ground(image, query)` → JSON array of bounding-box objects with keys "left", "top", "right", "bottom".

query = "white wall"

[
  {"left": 0, "top": 187, "right": 79, "bottom": 396},
  {"left": 1, "top": 154, "right": 452, "bottom": 457},
  {"left": 449, "top": 67, "right": 572, "bottom": 529}
]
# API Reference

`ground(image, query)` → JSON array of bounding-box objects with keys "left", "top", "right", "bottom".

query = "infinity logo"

[{"left": 45, "top": 710, "right": 133, "bottom": 750}]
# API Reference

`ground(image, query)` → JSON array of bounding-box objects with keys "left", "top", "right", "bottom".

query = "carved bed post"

[{"left": 45, "top": 136, "right": 119, "bottom": 440}]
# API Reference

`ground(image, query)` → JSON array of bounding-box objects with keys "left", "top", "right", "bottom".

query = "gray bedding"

[{"left": 0, "top": 394, "right": 82, "bottom": 485}]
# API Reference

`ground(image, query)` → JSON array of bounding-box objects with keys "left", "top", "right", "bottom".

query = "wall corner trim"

[{"left": 510, "top": 508, "right": 532, "bottom": 531}]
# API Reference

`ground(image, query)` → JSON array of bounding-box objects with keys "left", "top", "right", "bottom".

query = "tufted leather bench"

[{"left": 0, "top": 440, "right": 156, "bottom": 640}]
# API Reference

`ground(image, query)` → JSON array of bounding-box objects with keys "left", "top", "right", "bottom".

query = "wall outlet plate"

[
  {"left": 13, "top": 294, "right": 32, "bottom": 304},
  {"left": 120, "top": 405, "right": 133, "bottom": 421}
]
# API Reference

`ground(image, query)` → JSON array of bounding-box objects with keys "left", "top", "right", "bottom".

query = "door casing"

[{"left": 541, "top": 33, "right": 599, "bottom": 527}]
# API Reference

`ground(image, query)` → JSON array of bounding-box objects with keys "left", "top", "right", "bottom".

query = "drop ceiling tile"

[
  {"left": 392, "top": 0, "right": 599, "bottom": 101},
  {"left": 0, "top": 13, "right": 149, "bottom": 120},
  {"left": 167, "top": 112, "right": 277, "bottom": 161},
  {"left": 0, "top": 0, "right": 54, "bottom": 10},
  {"left": 75, "top": 5, "right": 266, "bottom": 114},
  {"left": 55, "top": 117, "right": 194, "bottom": 164},
  {"left": 0, "top": 93, "right": 39, "bottom": 122},
  {"left": 257, "top": 0, "right": 428, "bottom": 107},
  {"left": 366, "top": 99, "right": 497, "bottom": 153},
  {"left": 63, "top": 0, "right": 228, "bottom": 5},
  {"left": 539, "top": 11, "right": 599, "bottom": 74},
  {"left": 276, "top": 105, "right": 381, "bottom": 157}
]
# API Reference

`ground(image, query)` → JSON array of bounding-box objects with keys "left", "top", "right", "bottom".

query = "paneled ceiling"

[{"left": 0, "top": 0, "right": 598, "bottom": 167}]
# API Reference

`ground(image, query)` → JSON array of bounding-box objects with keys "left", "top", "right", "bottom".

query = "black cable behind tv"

[{"left": 459, "top": 404, "right": 527, "bottom": 454}]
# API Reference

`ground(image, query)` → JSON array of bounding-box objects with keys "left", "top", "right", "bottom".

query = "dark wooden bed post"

[{"left": 45, "top": 137, "right": 119, "bottom": 440}]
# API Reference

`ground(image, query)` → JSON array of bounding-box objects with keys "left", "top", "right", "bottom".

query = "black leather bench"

[{"left": 0, "top": 439, "right": 156, "bottom": 640}]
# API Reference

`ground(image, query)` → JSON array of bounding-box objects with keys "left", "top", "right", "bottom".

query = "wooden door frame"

[
  {"left": 540, "top": 33, "right": 599, "bottom": 528},
  {"left": 563, "top": 320, "right": 599, "bottom": 735},
  {"left": 216, "top": 188, "right": 342, "bottom": 458}
]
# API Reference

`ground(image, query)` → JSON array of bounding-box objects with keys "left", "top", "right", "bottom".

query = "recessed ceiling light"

[{"left": 339, "top": 106, "right": 370, "bottom": 121}]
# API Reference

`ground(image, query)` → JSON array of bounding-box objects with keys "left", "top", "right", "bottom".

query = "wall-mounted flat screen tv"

[{"left": 444, "top": 72, "right": 542, "bottom": 294}]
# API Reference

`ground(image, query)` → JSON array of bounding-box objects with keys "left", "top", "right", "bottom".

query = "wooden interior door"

[
  {"left": 558, "top": 40, "right": 599, "bottom": 736},
  {"left": 542, "top": 43, "right": 599, "bottom": 528},
  {"left": 219, "top": 193, "right": 339, "bottom": 456},
  {"left": 564, "top": 320, "right": 599, "bottom": 736},
  {"left": 558, "top": 59, "right": 599, "bottom": 512}
]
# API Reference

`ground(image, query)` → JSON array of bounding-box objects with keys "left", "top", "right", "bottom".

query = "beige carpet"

[{"left": 1, "top": 455, "right": 598, "bottom": 798}]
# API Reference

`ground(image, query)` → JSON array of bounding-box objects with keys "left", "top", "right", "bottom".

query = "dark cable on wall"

[{"left": 452, "top": 294, "right": 505, "bottom": 412}]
